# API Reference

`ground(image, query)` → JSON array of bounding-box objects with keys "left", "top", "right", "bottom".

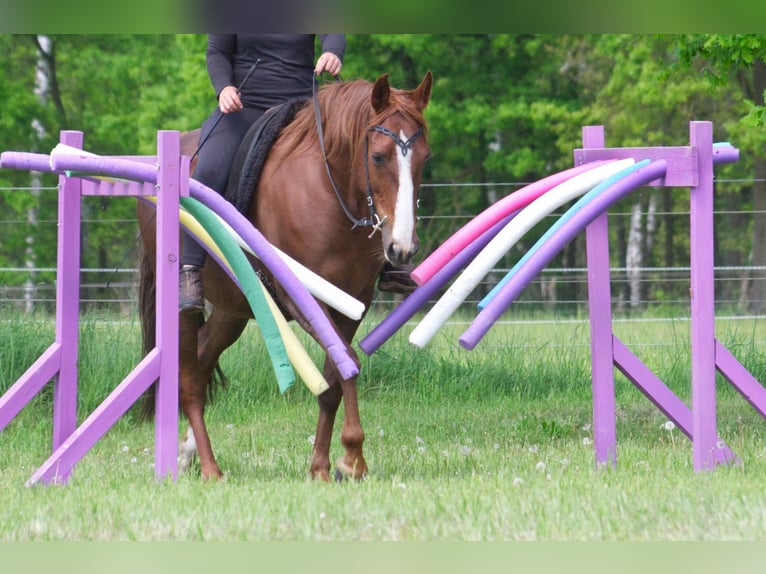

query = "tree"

[{"left": 675, "top": 34, "right": 766, "bottom": 313}]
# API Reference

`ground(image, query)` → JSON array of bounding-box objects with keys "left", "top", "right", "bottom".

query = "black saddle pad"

[{"left": 223, "top": 97, "right": 306, "bottom": 214}]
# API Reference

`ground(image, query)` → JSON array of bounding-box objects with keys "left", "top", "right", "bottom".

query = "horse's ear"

[
  {"left": 372, "top": 74, "right": 391, "bottom": 113},
  {"left": 413, "top": 70, "right": 433, "bottom": 111}
]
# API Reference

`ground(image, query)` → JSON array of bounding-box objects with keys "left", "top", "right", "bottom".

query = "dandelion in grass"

[
  {"left": 528, "top": 444, "right": 539, "bottom": 454},
  {"left": 121, "top": 444, "right": 129, "bottom": 453},
  {"left": 308, "top": 434, "right": 316, "bottom": 446},
  {"left": 535, "top": 461, "right": 546, "bottom": 472},
  {"left": 460, "top": 445, "right": 471, "bottom": 456},
  {"left": 512, "top": 477, "right": 523, "bottom": 487},
  {"left": 582, "top": 423, "right": 592, "bottom": 432},
  {"left": 378, "top": 428, "right": 385, "bottom": 437},
  {"left": 582, "top": 437, "right": 592, "bottom": 446},
  {"left": 662, "top": 420, "right": 676, "bottom": 447}
]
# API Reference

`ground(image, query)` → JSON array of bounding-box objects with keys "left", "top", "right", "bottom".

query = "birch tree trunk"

[
  {"left": 626, "top": 201, "right": 643, "bottom": 308},
  {"left": 24, "top": 35, "right": 52, "bottom": 313}
]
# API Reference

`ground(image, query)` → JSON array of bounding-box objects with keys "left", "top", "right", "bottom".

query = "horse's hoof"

[{"left": 335, "top": 457, "right": 367, "bottom": 481}]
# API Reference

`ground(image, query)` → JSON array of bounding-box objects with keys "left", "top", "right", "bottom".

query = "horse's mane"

[{"left": 272, "top": 77, "right": 429, "bottom": 172}]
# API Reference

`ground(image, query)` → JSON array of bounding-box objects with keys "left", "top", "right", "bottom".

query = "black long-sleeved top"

[{"left": 206, "top": 34, "right": 346, "bottom": 109}]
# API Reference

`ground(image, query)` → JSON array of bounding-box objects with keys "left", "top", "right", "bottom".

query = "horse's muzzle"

[{"left": 386, "top": 240, "right": 419, "bottom": 265}]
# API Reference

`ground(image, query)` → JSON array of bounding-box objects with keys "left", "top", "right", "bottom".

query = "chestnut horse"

[{"left": 136, "top": 71, "right": 432, "bottom": 480}]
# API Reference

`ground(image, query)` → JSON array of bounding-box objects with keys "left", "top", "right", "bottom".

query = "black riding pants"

[{"left": 181, "top": 106, "right": 267, "bottom": 267}]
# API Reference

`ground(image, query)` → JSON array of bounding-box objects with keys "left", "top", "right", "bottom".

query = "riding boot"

[
  {"left": 377, "top": 262, "right": 419, "bottom": 294},
  {"left": 179, "top": 265, "right": 205, "bottom": 314}
]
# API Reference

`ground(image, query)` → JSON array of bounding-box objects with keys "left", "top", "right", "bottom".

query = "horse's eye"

[{"left": 372, "top": 153, "right": 386, "bottom": 166}]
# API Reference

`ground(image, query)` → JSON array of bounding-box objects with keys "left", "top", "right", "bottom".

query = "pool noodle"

[
  {"left": 209, "top": 211, "right": 365, "bottom": 321},
  {"left": 44, "top": 151, "right": 358, "bottom": 381},
  {"left": 408, "top": 158, "right": 635, "bottom": 348},
  {"left": 459, "top": 160, "right": 668, "bottom": 350},
  {"left": 357, "top": 211, "right": 517, "bottom": 355},
  {"left": 144, "top": 196, "right": 330, "bottom": 396},
  {"left": 180, "top": 196, "right": 296, "bottom": 393},
  {"left": 410, "top": 160, "right": 614, "bottom": 286},
  {"left": 479, "top": 159, "right": 651, "bottom": 310}
]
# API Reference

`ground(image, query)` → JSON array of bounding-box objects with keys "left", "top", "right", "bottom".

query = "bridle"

[{"left": 312, "top": 77, "right": 425, "bottom": 237}]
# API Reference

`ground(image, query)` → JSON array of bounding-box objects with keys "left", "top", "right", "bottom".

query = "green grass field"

[{"left": 2, "top": 310, "right": 766, "bottom": 541}]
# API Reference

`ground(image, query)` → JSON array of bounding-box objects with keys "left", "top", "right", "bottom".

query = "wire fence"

[{"left": 2, "top": 181, "right": 765, "bottom": 334}]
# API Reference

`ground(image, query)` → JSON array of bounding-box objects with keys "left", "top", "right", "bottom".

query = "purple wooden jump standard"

[
  {"left": 577, "top": 121, "right": 766, "bottom": 472},
  {"left": 0, "top": 130, "right": 183, "bottom": 485}
]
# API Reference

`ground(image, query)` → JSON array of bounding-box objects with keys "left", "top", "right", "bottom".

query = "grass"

[{"left": 2, "top": 310, "right": 766, "bottom": 540}]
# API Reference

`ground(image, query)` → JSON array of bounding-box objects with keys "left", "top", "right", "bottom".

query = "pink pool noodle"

[
  {"left": 410, "top": 161, "right": 613, "bottom": 286},
  {"left": 458, "top": 160, "right": 668, "bottom": 350}
]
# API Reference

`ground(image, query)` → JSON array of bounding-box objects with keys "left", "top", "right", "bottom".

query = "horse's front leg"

[
  {"left": 334, "top": 372, "right": 368, "bottom": 480},
  {"left": 310, "top": 351, "right": 368, "bottom": 482}
]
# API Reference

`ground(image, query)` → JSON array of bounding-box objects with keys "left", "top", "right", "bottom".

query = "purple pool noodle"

[
  {"left": 0, "top": 151, "right": 53, "bottom": 173},
  {"left": 459, "top": 160, "right": 669, "bottom": 350},
  {"left": 187, "top": 181, "right": 358, "bottom": 380},
  {"left": 47, "top": 153, "right": 358, "bottom": 380},
  {"left": 358, "top": 211, "right": 517, "bottom": 355}
]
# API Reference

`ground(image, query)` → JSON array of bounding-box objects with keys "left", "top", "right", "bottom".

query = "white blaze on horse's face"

[{"left": 390, "top": 128, "right": 417, "bottom": 258}]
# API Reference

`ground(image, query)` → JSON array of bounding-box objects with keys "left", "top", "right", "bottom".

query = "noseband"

[{"left": 313, "top": 79, "right": 425, "bottom": 236}]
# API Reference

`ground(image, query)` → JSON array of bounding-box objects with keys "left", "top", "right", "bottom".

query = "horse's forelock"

[{"left": 270, "top": 79, "right": 427, "bottom": 173}]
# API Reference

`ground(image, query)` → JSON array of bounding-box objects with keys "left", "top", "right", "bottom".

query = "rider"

[{"left": 180, "top": 34, "right": 418, "bottom": 314}]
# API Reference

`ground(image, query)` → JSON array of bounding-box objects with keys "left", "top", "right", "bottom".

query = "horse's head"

[{"left": 365, "top": 70, "right": 432, "bottom": 266}]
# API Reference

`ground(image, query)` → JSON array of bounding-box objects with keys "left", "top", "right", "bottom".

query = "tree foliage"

[{"left": 1, "top": 34, "right": 764, "bottom": 312}]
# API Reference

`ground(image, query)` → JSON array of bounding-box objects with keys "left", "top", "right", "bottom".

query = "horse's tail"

[
  {"left": 138, "top": 249, "right": 158, "bottom": 421},
  {"left": 137, "top": 246, "right": 228, "bottom": 422}
]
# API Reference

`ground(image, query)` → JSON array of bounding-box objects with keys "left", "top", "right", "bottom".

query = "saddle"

[{"left": 223, "top": 97, "right": 307, "bottom": 215}]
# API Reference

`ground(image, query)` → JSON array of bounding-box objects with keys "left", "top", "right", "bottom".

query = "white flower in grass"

[
  {"left": 378, "top": 428, "right": 385, "bottom": 437},
  {"left": 493, "top": 443, "right": 500, "bottom": 450},
  {"left": 582, "top": 423, "right": 592, "bottom": 432},
  {"left": 528, "top": 444, "right": 539, "bottom": 454},
  {"left": 442, "top": 450, "right": 449, "bottom": 457},
  {"left": 131, "top": 457, "right": 138, "bottom": 464},
  {"left": 121, "top": 444, "right": 129, "bottom": 453},
  {"left": 320, "top": 511, "right": 326, "bottom": 520},
  {"left": 415, "top": 435, "right": 425, "bottom": 444},
  {"left": 226, "top": 423, "right": 235, "bottom": 430},
  {"left": 459, "top": 445, "right": 471, "bottom": 456},
  {"left": 308, "top": 434, "right": 316, "bottom": 446},
  {"left": 417, "top": 446, "right": 426, "bottom": 453},
  {"left": 717, "top": 440, "right": 727, "bottom": 450},
  {"left": 535, "top": 461, "right": 546, "bottom": 472},
  {"left": 662, "top": 421, "right": 676, "bottom": 432},
  {"left": 512, "top": 477, "right": 523, "bottom": 486},
  {"left": 582, "top": 437, "right": 592, "bottom": 446}
]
